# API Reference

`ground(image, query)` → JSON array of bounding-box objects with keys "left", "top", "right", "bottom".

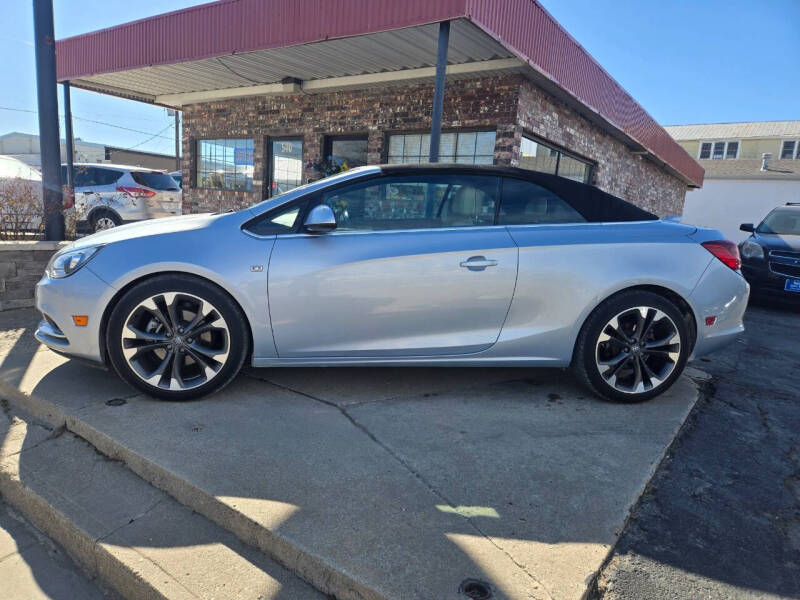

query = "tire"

[
  {"left": 106, "top": 274, "right": 249, "bottom": 401},
  {"left": 91, "top": 210, "right": 122, "bottom": 232},
  {"left": 571, "top": 290, "right": 690, "bottom": 403}
]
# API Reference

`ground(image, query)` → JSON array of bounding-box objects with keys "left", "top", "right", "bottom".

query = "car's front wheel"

[
  {"left": 572, "top": 290, "right": 690, "bottom": 402},
  {"left": 106, "top": 275, "right": 249, "bottom": 400}
]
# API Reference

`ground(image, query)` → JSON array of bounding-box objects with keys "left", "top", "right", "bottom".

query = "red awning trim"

[{"left": 55, "top": 0, "right": 703, "bottom": 187}]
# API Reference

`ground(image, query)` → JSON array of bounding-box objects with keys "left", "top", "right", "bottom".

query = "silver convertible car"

[{"left": 35, "top": 164, "right": 748, "bottom": 402}]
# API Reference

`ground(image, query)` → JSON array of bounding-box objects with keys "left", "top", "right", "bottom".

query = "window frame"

[
  {"left": 780, "top": 140, "right": 799, "bottom": 160},
  {"left": 518, "top": 133, "right": 594, "bottom": 183},
  {"left": 323, "top": 134, "right": 370, "bottom": 169},
  {"left": 316, "top": 172, "right": 502, "bottom": 233},
  {"left": 385, "top": 129, "right": 498, "bottom": 165},
  {"left": 698, "top": 140, "right": 740, "bottom": 160},
  {"left": 497, "top": 176, "right": 587, "bottom": 226},
  {"left": 194, "top": 137, "right": 255, "bottom": 192},
  {"left": 264, "top": 136, "right": 304, "bottom": 199},
  {"left": 241, "top": 168, "right": 647, "bottom": 238}
]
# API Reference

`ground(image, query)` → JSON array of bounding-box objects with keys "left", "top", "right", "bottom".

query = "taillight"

[
  {"left": 116, "top": 186, "right": 155, "bottom": 198},
  {"left": 61, "top": 185, "right": 74, "bottom": 209},
  {"left": 702, "top": 240, "right": 741, "bottom": 270}
]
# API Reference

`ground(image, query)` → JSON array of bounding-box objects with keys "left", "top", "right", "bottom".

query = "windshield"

[
  {"left": 757, "top": 208, "right": 800, "bottom": 235},
  {"left": 131, "top": 171, "right": 180, "bottom": 191}
]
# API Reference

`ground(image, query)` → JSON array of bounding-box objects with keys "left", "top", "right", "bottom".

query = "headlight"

[
  {"left": 740, "top": 240, "right": 764, "bottom": 260},
  {"left": 46, "top": 245, "right": 103, "bottom": 278}
]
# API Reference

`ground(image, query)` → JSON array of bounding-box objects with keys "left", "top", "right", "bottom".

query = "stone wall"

[
  {"left": 0, "top": 241, "right": 65, "bottom": 311},
  {"left": 514, "top": 81, "right": 686, "bottom": 215},
  {"left": 181, "top": 74, "right": 687, "bottom": 216}
]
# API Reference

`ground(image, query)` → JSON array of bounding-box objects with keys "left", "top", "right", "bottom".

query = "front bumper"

[
  {"left": 35, "top": 266, "right": 113, "bottom": 364},
  {"left": 741, "top": 261, "right": 800, "bottom": 300}
]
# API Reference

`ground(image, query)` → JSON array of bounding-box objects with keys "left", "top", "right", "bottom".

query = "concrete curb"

[
  {"left": 0, "top": 378, "right": 387, "bottom": 600},
  {"left": 0, "top": 426, "right": 187, "bottom": 600},
  {"left": 0, "top": 404, "right": 325, "bottom": 600},
  {"left": 582, "top": 368, "right": 710, "bottom": 600},
  {"left": 66, "top": 413, "right": 384, "bottom": 600}
]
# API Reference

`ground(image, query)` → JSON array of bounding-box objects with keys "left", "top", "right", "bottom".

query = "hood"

[
  {"left": 68, "top": 212, "right": 229, "bottom": 250},
  {"left": 753, "top": 232, "right": 800, "bottom": 252}
]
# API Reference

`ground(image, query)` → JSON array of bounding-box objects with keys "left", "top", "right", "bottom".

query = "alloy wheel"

[
  {"left": 595, "top": 306, "right": 681, "bottom": 394},
  {"left": 120, "top": 292, "right": 230, "bottom": 391},
  {"left": 94, "top": 216, "right": 117, "bottom": 231}
]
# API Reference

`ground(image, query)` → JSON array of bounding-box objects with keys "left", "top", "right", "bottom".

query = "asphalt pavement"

[{"left": 594, "top": 299, "right": 800, "bottom": 599}]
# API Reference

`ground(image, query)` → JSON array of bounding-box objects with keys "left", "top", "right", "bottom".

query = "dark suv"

[{"left": 739, "top": 203, "right": 800, "bottom": 299}]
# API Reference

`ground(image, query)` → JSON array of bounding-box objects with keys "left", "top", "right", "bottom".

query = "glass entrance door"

[{"left": 268, "top": 138, "right": 303, "bottom": 198}]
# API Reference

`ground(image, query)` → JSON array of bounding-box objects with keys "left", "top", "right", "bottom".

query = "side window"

[
  {"left": 73, "top": 166, "right": 96, "bottom": 188},
  {"left": 93, "top": 168, "right": 122, "bottom": 186},
  {"left": 320, "top": 175, "right": 498, "bottom": 231},
  {"left": 499, "top": 178, "right": 586, "bottom": 225},
  {"left": 246, "top": 201, "right": 307, "bottom": 236}
]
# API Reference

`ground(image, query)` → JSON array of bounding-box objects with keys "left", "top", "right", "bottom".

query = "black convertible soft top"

[{"left": 379, "top": 163, "right": 659, "bottom": 223}]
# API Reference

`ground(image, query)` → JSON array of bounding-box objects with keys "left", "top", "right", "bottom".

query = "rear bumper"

[{"left": 689, "top": 260, "right": 749, "bottom": 359}]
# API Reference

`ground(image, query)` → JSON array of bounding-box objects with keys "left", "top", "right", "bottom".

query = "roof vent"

[{"left": 761, "top": 153, "right": 772, "bottom": 171}]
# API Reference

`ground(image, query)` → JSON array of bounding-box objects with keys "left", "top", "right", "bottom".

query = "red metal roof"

[{"left": 55, "top": 0, "right": 703, "bottom": 187}]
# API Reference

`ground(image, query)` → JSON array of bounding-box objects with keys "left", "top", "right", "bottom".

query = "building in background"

[
  {"left": 53, "top": 0, "right": 703, "bottom": 217},
  {"left": 0, "top": 131, "right": 104, "bottom": 167},
  {"left": 666, "top": 121, "right": 800, "bottom": 241},
  {"left": 0, "top": 132, "right": 177, "bottom": 172}
]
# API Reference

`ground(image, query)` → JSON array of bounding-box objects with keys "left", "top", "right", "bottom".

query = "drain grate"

[
  {"left": 105, "top": 398, "right": 127, "bottom": 407},
  {"left": 459, "top": 578, "right": 493, "bottom": 599}
]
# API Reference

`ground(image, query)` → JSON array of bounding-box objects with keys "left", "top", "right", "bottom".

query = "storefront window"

[
  {"left": 325, "top": 137, "right": 368, "bottom": 169},
  {"left": 196, "top": 138, "right": 254, "bottom": 191},
  {"left": 387, "top": 131, "right": 496, "bottom": 165},
  {"left": 519, "top": 136, "right": 592, "bottom": 183},
  {"left": 269, "top": 138, "right": 303, "bottom": 197}
]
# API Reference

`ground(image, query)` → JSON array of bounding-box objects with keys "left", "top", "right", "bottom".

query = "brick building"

[{"left": 54, "top": 0, "right": 703, "bottom": 217}]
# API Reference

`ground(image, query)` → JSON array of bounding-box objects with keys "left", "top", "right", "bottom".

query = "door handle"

[{"left": 460, "top": 256, "right": 498, "bottom": 271}]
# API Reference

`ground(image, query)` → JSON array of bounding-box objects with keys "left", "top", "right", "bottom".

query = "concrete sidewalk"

[{"left": 0, "top": 308, "right": 703, "bottom": 600}]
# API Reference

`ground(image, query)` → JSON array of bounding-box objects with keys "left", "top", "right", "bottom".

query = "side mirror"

[
  {"left": 739, "top": 223, "right": 755, "bottom": 232},
  {"left": 304, "top": 204, "right": 337, "bottom": 234}
]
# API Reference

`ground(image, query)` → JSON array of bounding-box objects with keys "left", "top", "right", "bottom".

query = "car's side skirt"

[{"left": 250, "top": 356, "right": 567, "bottom": 368}]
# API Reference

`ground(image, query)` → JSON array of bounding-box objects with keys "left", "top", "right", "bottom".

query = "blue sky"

[{"left": 1, "top": 0, "right": 798, "bottom": 155}]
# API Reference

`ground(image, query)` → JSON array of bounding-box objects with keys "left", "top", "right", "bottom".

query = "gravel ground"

[{"left": 594, "top": 299, "right": 800, "bottom": 600}]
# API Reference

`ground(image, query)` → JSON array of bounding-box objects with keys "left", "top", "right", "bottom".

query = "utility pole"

[
  {"left": 32, "top": 0, "right": 65, "bottom": 240},
  {"left": 62, "top": 82, "right": 74, "bottom": 193},
  {"left": 428, "top": 20, "right": 450, "bottom": 163},
  {"left": 169, "top": 109, "right": 180, "bottom": 172}
]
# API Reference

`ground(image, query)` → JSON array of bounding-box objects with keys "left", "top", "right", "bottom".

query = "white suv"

[{"left": 62, "top": 163, "right": 182, "bottom": 233}]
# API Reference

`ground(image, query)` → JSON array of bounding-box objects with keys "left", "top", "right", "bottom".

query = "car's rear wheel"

[
  {"left": 106, "top": 275, "right": 249, "bottom": 401},
  {"left": 572, "top": 290, "right": 690, "bottom": 402},
  {"left": 91, "top": 210, "right": 121, "bottom": 232}
]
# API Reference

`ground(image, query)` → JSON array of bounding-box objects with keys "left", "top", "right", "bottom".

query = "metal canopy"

[
  {"left": 69, "top": 20, "right": 514, "bottom": 102},
  {"left": 55, "top": 0, "right": 704, "bottom": 188}
]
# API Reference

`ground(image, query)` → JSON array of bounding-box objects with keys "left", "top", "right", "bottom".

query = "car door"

[
  {"left": 70, "top": 166, "right": 98, "bottom": 219},
  {"left": 267, "top": 173, "right": 519, "bottom": 358}
]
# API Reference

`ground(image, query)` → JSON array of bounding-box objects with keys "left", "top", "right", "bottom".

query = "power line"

[
  {"left": 0, "top": 106, "right": 174, "bottom": 141},
  {"left": 124, "top": 123, "right": 173, "bottom": 151}
]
